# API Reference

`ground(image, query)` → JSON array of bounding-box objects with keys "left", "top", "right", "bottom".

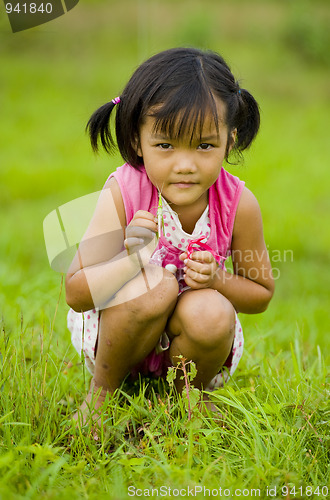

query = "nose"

[{"left": 173, "top": 152, "right": 197, "bottom": 174}]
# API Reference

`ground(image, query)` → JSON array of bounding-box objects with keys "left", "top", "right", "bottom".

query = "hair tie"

[{"left": 112, "top": 96, "right": 121, "bottom": 105}]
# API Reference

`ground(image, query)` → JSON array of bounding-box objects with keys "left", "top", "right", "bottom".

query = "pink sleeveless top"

[{"left": 108, "top": 163, "right": 245, "bottom": 269}]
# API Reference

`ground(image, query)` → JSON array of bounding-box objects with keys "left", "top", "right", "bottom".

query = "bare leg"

[
  {"left": 167, "top": 289, "right": 236, "bottom": 399},
  {"left": 75, "top": 265, "right": 178, "bottom": 427}
]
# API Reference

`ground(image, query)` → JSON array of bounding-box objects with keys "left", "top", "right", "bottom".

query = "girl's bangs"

[{"left": 149, "top": 91, "right": 220, "bottom": 143}]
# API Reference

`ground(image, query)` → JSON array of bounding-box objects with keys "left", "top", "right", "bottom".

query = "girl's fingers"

[
  {"left": 124, "top": 226, "right": 156, "bottom": 256},
  {"left": 189, "top": 251, "right": 214, "bottom": 263},
  {"left": 126, "top": 226, "right": 156, "bottom": 240},
  {"left": 184, "top": 268, "right": 209, "bottom": 285},
  {"left": 131, "top": 210, "right": 158, "bottom": 229},
  {"left": 131, "top": 221, "right": 157, "bottom": 232},
  {"left": 124, "top": 237, "right": 145, "bottom": 249},
  {"left": 133, "top": 210, "right": 156, "bottom": 220},
  {"left": 184, "top": 260, "right": 212, "bottom": 276},
  {"left": 185, "top": 271, "right": 211, "bottom": 283}
]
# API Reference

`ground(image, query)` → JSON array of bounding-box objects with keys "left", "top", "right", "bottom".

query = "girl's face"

[{"left": 137, "top": 98, "right": 236, "bottom": 214}]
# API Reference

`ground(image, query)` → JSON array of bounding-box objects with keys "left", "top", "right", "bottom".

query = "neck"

[{"left": 167, "top": 192, "right": 208, "bottom": 234}]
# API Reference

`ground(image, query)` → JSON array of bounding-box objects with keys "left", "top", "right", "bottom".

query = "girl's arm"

[
  {"left": 65, "top": 177, "right": 157, "bottom": 312},
  {"left": 224, "top": 186, "right": 275, "bottom": 313},
  {"left": 181, "top": 187, "right": 275, "bottom": 313}
]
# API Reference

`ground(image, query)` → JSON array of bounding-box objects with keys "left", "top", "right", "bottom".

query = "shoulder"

[
  {"left": 215, "top": 168, "right": 245, "bottom": 212},
  {"left": 108, "top": 163, "right": 148, "bottom": 182},
  {"left": 218, "top": 167, "right": 244, "bottom": 192},
  {"left": 105, "top": 163, "right": 150, "bottom": 225},
  {"left": 211, "top": 168, "right": 245, "bottom": 238},
  {"left": 103, "top": 175, "right": 127, "bottom": 227},
  {"left": 108, "top": 163, "right": 153, "bottom": 197},
  {"left": 104, "top": 163, "right": 158, "bottom": 224},
  {"left": 232, "top": 186, "right": 264, "bottom": 242},
  {"left": 236, "top": 186, "right": 262, "bottom": 220}
]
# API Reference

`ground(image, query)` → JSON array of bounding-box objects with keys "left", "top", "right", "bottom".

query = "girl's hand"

[
  {"left": 180, "top": 250, "right": 218, "bottom": 289},
  {"left": 124, "top": 210, "right": 158, "bottom": 256}
]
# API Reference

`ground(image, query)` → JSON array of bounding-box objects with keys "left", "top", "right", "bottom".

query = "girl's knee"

[
  {"left": 104, "top": 266, "right": 178, "bottom": 321},
  {"left": 143, "top": 266, "right": 179, "bottom": 318},
  {"left": 179, "top": 290, "right": 235, "bottom": 351}
]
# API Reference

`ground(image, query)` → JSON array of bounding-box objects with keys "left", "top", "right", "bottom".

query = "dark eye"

[
  {"left": 158, "top": 143, "right": 173, "bottom": 150},
  {"left": 198, "top": 143, "right": 213, "bottom": 150}
]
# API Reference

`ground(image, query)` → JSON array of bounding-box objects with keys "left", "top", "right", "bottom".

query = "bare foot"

[{"left": 73, "top": 384, "right": 111, "bottom": 439}]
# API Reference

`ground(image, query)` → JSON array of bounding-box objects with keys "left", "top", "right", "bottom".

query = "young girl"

[{"left": 66, "top": 47, "right": 274, "bottom": 420}]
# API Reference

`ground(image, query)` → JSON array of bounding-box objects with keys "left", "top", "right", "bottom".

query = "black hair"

[{"left": 86, "top": 47, "right": 260, "bottom": 168}]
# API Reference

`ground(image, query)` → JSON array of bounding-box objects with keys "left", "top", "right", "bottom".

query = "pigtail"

[
  {"left": 86, "top": 101, "right": 117, "bottom": 154},
  {"left": 235, "top": 88, "right": 260, "bottom": 152}
]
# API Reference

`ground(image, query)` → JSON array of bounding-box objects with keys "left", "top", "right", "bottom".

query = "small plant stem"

[
  {"left": 157, "top": 190, "right": 164, "bottom": 239},
  {"left": 181, "top": 358, "right": 192, "bottom": 421}
]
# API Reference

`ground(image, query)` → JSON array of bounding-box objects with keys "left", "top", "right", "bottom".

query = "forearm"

[
  {"left": 66, "top": 250, "right": 142, "bottom": 312},
  {"left": 212, "top": 268, "right": 273, "bottom": 314}
]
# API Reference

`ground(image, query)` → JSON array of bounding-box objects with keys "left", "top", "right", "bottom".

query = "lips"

[
  {"left": 173, "top": 180, "right": 197, "bottom": 184},
  {"left": 173, "top": 182, "right": 196, "bottom": 188},
  {"left": 172, "top": 180, "right": 198, "bottom": 186}
]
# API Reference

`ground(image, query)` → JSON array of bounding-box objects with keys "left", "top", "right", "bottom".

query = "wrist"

[{"left": 211, "top": 266, "right": 228, "bottom": 291}]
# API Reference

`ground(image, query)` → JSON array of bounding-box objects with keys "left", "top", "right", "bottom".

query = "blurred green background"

[{"left": 1, "top": 0, "right": 329, "bottom": 358}]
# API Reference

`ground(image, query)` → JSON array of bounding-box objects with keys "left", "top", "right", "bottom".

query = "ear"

[
  {"left": 228, "top": 128, "right": 237, "bottom": 153},
  {"left": 133, "top": 134, "right": 142, "bottom": 157}
]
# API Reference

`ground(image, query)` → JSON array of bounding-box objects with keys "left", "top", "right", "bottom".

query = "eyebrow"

[{"left": 150, "top": 133, "right": 220, "bottom": 141}]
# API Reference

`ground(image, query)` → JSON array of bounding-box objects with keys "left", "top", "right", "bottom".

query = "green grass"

[
  {"left": 1, "top": 0, "right": 330, "bottom": 498},
  {"left": 0, "top": 318, "right": 329, "bottom": 498}
]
